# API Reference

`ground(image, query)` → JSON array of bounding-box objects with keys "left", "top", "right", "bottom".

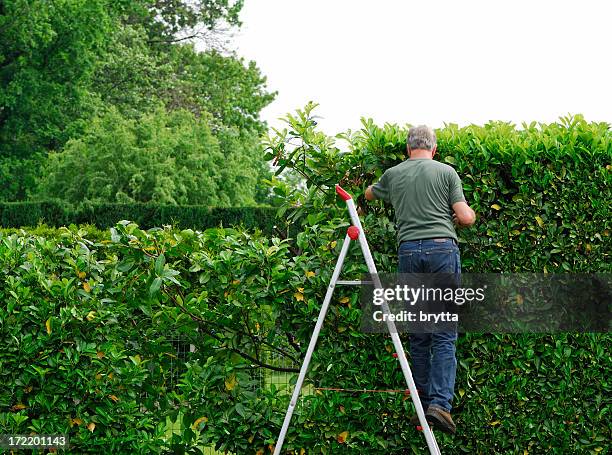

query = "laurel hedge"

[
  {"left": 0, "top": 112, "right": 610, "bottom": 454},
  {"left": 0, "top": 222, "right": 609, "bottom": 454},
  {"left": 259, "top": 110, "right": 611, "bottom": 453},
  {"left": 263, "top": 107, "right": 611, "bottom": 274}
]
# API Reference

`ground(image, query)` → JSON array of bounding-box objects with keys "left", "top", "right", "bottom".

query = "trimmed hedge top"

[
  {"left": 0, "top": 201, "right": 280, "bottom": 234},
  {"left": 264, "top": 109, "right": 612, "bottom": 272}
]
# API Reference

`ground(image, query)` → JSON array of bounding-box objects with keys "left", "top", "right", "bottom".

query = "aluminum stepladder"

[{"left": 273, "top": 184, "right": 442, "bottom": 455}]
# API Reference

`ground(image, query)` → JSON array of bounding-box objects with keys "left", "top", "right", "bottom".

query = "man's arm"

[
  {"left": 365, "top": 171, "right": 390, "bottom": 202},
  {"left": 452, "top": 201, "right": 476, "bottom": 227},
  {"left": 448, "top": 168, "right": 475, "bottom": 227}
]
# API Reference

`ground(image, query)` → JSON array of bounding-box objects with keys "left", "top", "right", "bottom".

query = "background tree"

[
  {"left": 120, "top": 0, "right": 244, "bottom": 47},
  {"left": 34, "top": 107, "right": 261, "bottom": 206},
  {"left": 0, "top": 0, "right": 111, "bottom": 155},
  {"left": 0, "top": 0, "right": 275, "bottom": 204}
]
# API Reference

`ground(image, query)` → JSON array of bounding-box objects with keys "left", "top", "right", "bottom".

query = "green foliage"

[
  {"left": 90, "top": 24, "right": 175, "bottom": 120},
  {"left": 0, "top": 222, "right": 609, "bottom": 454},
  {"left": 0, "top": 201, "right": 279, "bottom": 234},
  {"left": 163, "top": 46, "right": 277, "bottom": 134},
  {"left": 0, "top": 153, "right": 45, "bottom": 200},
  {"left": 33, "top": 107, "right": 264, "bottom": 206},
  {"left": 0, "top": 0, "right": 111, "bottom": 155},
  {"left": 0, "top": 222, "right": 300, "bottom": 453},
  {"left": 1, "top": 0, "right": 275, "bottom": 204},
  {"left": 91, "top": 28, "right": 275, "bottom": 134},
  {"left": 0, "top": 223, "right": 108, "bottom": 242},
  {"left": 264, "top": 105, "right": 612, "bottom": 272},
  {"left": 0, "top": 0, "right": 250, "bottom": 155},
  {"left": 0, "top": 224, "right": 181, "bottom": 453},
  {"left": 0, "top": 201, "right": 66, "bottom": 228}
]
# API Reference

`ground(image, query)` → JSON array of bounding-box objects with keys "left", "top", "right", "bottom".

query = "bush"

[
  {"left": 0, "top": 201, "right": 281, "bottom": 234},
  {"left": 0, "top": 220, "right": 609, "bottom": 454},
  {"left": 1, "top": 111, "right": 610, "bottom": 453},
  {"left": 263, "top": 106, "right": 611, "bottom": 273},
  {"left": 0, "top": 201, "right": 67, "bottom": 228}
]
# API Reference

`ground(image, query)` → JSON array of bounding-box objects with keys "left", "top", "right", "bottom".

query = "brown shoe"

[{"left": 425, "top": 405, "right": 456, "bottom": 434}]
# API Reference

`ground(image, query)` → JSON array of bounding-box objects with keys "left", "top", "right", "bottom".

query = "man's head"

[{"left": 407, "top": 125, "right": 437, "bottom": 159}]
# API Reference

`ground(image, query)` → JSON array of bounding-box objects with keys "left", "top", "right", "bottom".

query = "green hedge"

[
  {"left": 261, "top": 111, "right": 611, "bottom": 453},
  {"left": 0, "top": 223, "right": 609, "bottom": 454},
  {"left": 0, "top": 201, "right": 280, "bottom": 233},
  {"left": 264, "top": 109, "right": 611, "bottom": 273},
  {"left": 1, "top": 114, "right": 610, "bottom": 454}
]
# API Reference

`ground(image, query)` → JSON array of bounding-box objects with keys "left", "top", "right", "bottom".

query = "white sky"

[{"left": 233, "top": 0, "right": 612, "bottom": 135}]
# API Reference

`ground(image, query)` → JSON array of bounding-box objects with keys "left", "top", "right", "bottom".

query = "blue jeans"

[{"left": 398, "top": 238, "right": 460, "bottom": 412}]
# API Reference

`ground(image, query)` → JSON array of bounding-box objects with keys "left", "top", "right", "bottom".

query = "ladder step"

[{"left": 336, "top": 280, "right": 373, "bottom": 285}]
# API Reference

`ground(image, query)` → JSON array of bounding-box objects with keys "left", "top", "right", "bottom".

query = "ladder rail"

[{"left": 273, "top": 233, "right": 352, "bottom": 455}]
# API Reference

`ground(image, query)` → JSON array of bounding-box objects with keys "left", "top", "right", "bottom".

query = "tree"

[
  {"left": 34, "top": 107, "right": 261, "bottom": 206},
  {"left": 1, "top": 0, "right": 275, "bottom": 203},
  {"left": 0, "top": 0, "right": 112, "bottom": 156},
  {"left": 89, "top": 25, "right": 174, "bottom": 120},
  {"left": 163, "top": 45, "right": 277, "bottom": 134},
  {"left": 0, "top": 154, "right": 44, "bottom": 200},
  {"left": 121, "top": 0, "right": 244, "bottom": 48},
  {"left": 91, "top": 33, "right": 276, "bottom": 134},
  {"left": 0, "top": 0, "right": 254, "bottom": 158}
]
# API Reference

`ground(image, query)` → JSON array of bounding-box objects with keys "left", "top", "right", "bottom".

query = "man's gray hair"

[{"left": 407, "top": 125, "right": 437, "bottom": 151}]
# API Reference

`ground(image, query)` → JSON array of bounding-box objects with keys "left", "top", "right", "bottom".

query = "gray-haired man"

[{"left": 365, "top": 125, "right": 475, "bottom": 434}]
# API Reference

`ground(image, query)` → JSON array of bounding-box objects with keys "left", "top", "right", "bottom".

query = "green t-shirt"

[{"left": 371, "top": 158, "right": 466, "bottom": 244}]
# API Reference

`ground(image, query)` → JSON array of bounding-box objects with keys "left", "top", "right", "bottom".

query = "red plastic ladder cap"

[{"left": 335, "top": 185, "right": 352, "bottom": 201}]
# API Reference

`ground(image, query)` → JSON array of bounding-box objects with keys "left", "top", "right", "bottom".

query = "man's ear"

[
  {"left": 431, "top": 145, "right": 437, "bottom": 158},
  {"left": 406, "top": 144, "right": 411, "bottom": 158}
]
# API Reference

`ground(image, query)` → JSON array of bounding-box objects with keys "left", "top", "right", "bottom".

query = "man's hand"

[
  {"left": 452, "top": 214, "right": 464, "bottom": 227},
  {"left": 365, "top": 185, "right": 377, "bottom": 201}
]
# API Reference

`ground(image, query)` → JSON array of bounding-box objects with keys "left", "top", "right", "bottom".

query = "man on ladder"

[{"left": 365, "top": 125, "right": 476, "bottom": 434}]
